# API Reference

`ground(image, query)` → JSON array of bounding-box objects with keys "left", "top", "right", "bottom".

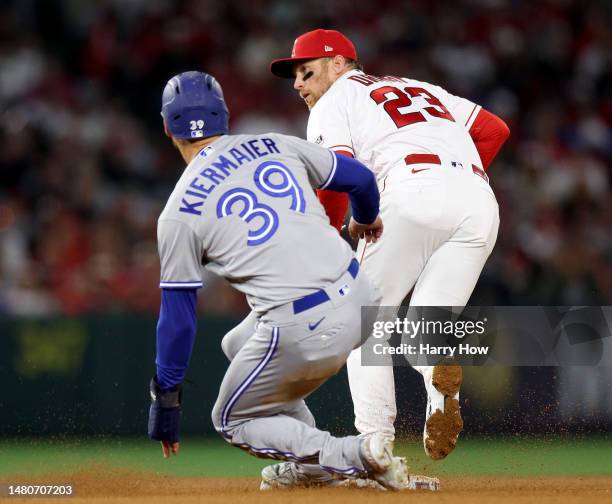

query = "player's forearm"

[
  {"left": 469, "top": 108, "right": 510, "bottom": 170},
  {"left": 155, "top": 288, "right": 198, "bottom": 390},
  {"left": 322, "top": 153, "right": 380, "bottom": 224}
]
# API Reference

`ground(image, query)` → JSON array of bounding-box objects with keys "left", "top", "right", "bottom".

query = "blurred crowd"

[{"left": 0, "top": 0, "right": 611, "bottom": 316}]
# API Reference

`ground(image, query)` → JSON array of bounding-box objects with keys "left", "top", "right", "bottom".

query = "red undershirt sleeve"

[
  {"left": 316, "top": 150, "right": 354, "bottom": 232},
  {"left": 469, "top": 108, "right": 511, "bottom": 170},
  {"left": 316, "top": 189, "right": 349, "bottom": 232}
]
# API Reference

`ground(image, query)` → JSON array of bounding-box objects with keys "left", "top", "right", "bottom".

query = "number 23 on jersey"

[{"left": 370, "top": 86, "right": 455, "bottom": 128}]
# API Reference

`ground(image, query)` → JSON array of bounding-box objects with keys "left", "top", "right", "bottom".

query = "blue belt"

[{"left": 292, "top": 259, "right": 359, "bottom": 314}]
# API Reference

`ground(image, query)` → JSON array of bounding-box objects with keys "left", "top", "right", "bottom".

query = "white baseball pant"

[{"left": 348, "top": 162, "right": 499, "bottom": 439}]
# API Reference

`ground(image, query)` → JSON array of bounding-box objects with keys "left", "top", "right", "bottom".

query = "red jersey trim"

[
  {"left": 465, "top": 104, "right": 479, "bottom": 127},
  {"left": 333, "top": 150, "right": 354, "bottom": 158},
  {"left": 330, "top": 144, "right": 355, "bottom": 155}
]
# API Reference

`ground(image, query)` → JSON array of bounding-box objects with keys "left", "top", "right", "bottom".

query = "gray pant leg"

[
  {"left": 223, "top": 317, "right": 333, "bottom": 479},
  {"left": 212, "top": 275, "right": 375, "bottom": 477},
  {"left": 230, "top": 414, "right": 364, "bottom": 476},
  {"left": 285, "top": 399, "right": 315, "bottom": 427},
  {"left": 284, "top": 400, "right": 340, "bottom": 481},
  {"left": 225, "top": 322, "right": 331, "bottom": 478},
  {"left": 221, "top": 310, "right": 259, "bottom": 361},
  {"left": 212, "top": 325, "right": 366, "bottom": 476}
]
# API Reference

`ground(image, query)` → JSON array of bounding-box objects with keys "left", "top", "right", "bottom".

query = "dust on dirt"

[{"left": 2, "top": 469, "right": 611, "bottom": 504}]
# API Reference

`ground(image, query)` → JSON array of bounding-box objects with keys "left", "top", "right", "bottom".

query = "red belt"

[{"left": 404, "top": 153, "right": 489, "bottom": 184}]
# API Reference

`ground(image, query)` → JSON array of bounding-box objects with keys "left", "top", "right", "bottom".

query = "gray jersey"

[{"left": 157, "top": 133, "right": 354, "bottom": 312}]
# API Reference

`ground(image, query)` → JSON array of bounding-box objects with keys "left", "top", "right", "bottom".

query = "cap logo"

[
  {"left": 291, "top": 38, "right": 298, "bottom": 57},
  {"left": 324, "top": 45, "right": 333, "bottom": 52}
]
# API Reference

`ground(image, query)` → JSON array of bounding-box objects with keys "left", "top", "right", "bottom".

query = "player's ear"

[{"left": 332, "top": 55, "right": 347, "bottom": 75}]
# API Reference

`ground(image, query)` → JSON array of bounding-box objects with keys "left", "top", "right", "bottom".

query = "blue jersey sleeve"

[
  {"left": 155, "top": 288, "right": 198, "bottom": 390},
  {"left": 320, "top": 153, "right": 380, "bottom": 224}
]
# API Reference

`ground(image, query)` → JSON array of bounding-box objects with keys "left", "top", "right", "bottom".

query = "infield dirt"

[{"left": 2, "top": 470, "right": 611, "bottom": 504}]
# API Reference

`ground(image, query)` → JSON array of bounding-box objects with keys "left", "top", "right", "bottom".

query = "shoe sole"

[{"left": 425, "top": 365, "right": 464, "bottom": 460}]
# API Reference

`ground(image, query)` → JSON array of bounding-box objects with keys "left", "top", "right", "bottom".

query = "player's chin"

[{"left": 303, "top": 96, "right": 315, "bottom": 109}]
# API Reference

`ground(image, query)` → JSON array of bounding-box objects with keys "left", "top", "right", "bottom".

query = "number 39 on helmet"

[{"left": 161, "top": 71, "right": 230, "bottom": 139}]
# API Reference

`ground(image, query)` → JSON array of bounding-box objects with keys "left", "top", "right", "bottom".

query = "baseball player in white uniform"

[
  {"left": 146, "top": 70, "right": 442, "bottom": 491},
  {"left": 270, "top": 29, "right": 510, "bottom": 461}
]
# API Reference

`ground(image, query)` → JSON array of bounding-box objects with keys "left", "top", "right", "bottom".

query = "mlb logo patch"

[
  {"left": 338, "top": 284, "right": 350, "bottom": 296},
  {"left": 200, "top": 145, "right": 214, "bottom": 157},
  {"left": 191, "top": 130, "right": 204, "bottom": 138}
]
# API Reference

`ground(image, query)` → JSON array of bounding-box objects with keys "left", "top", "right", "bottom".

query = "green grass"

[
  {"left": 398, "top": 436, "right": 612, "bottom": 476},
  {"left": 0, "top": 436, "right": 611, "bottom": 478}
]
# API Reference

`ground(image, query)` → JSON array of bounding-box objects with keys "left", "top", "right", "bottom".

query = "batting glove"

[{"left": 148, "top": 376, "right": 182, "bottom": 443}]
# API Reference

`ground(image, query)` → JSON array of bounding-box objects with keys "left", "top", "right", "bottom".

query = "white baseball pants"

[{"left": 348, "top": 163, "right": 499, "bottom": 438}]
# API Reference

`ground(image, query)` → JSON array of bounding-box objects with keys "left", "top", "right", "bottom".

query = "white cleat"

[
  {"left": 260, "top": 462, "right": 386, "bottom": 491},
  {"left": 360, "top": 433, "right": 409, "bottom": 491},
  {"left": 260, "top": 459, "right": 440, "bottom": 492},
  {"left": 260, "top": 462, "right": 339, "bottom": 490},
  {"left": 422, "top": 364, "right": 464, "bottom": 460}
]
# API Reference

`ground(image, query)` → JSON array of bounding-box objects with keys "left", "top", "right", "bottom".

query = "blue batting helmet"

[{"left": 160, "top": 71, "right": 230, "bottom": 140}]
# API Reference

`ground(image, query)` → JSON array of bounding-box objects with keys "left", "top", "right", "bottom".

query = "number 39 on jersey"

[{"left": 216, "top": 161, "right": 305, "bottom": 246}]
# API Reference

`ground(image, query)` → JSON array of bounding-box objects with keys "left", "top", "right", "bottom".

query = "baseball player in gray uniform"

[{"left": 146, "top": 71, "right": 417, "bottom": 490}]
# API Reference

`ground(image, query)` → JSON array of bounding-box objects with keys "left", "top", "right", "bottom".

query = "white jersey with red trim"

[{"left": 307, "top": 69, "right": 482, "bottom": 181}]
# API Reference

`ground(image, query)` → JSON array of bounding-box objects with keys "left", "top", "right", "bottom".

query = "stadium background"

[{"left": 0, "top": 0, "right": 611, "bottom": 493}]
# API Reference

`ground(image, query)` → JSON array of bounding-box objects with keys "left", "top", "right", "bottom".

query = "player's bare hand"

[
  {"left": 161, "top": 441, "right": 180, "bottom": 458},
  {"left": 348, "top": 216, "right": 383, "bottom": 243}
]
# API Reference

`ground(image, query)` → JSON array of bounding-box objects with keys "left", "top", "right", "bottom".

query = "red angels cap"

[{"left": 270, "top": 29, "right": 358, "bottom": 78}]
